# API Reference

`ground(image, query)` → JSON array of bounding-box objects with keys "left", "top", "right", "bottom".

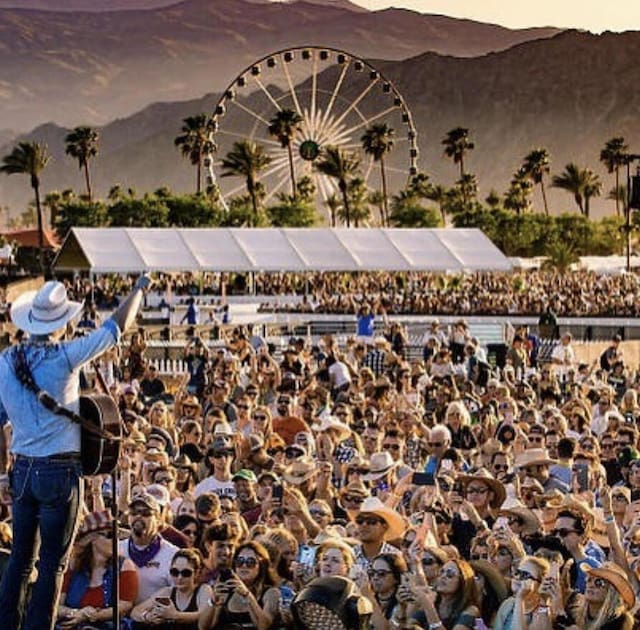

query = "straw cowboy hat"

[
  {"left": 358, "top": 497, "right": 406, "bottom": 541},
  {"left": 584, "top": 562, "right": 636, "bottom": 609},
  {"left": 282, "top": 457, "right": 317, "bottom": 485},
  {"left": 458, "top": 468, "right": 506, "bottom": 509},
  {"left": 498, "top": 503, "right": 542, "bottom": 536},
  {"left": 362, "top": 452, "right": 398, "bottom": 482},
  {"left": 339, "top": 480, "right": 370, "bottom": 500},
  {"left": 311, "top": 415, "right": 351, "bottom": 441},
  {"left": 514, "top": 448, "right": 557, "bottom": 469},
  {"left": 11, "top": 281, "right": 84, "bottom": 335}
]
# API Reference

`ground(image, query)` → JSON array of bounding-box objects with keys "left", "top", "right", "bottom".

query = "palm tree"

[
  {"left": 522, "top": 148, "right": 551, "bottom": 215},
  {"left": 174, "top": 114, "right": 217, "bottom": 194},
  {"left": 268, "top": 109, "right": 303, "bottom": 197},
  {"left": 315, "top": 146, "right": 360, "bottom": 228},
  {"left": 504, "top": 171, "right": 533, "bottom": 215},
  {"left": 600, "top": 137, "right": 629, "bottom": 216},
  {"left": 442, "top": 127, "right": 474, "bottom": 180},
  {"left": 220, "top": 141, "right": 272, "bottom": 226},
  {"left": 324, "top": 194, "right": 341, "bottom": 227},
  {"left": 368, "top": 190, "right": 386, "bottom": 226},
  {"left": 361, "top": 123, "right": 395, "bottom": 227},
  {"left": 552, "top": 163, "right": 602, "bottom": 218},
  {"left": 1, "top": 141, "right": 51, "bottom": 272},
  {"left": 64, "top": 126, "right": 99, "bottom": 201}
]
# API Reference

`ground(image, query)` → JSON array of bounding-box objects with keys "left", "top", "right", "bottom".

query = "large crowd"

[
  {"left": 1, "top": 305, "right": 638, "bottom": 629},
  {"left": 49, "top": 270, "right": 640, "bottom": 318}
]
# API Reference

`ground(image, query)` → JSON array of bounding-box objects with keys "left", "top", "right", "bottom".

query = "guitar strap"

[{"left": 12, "top": 344, "right": 120, "bottom": 442}]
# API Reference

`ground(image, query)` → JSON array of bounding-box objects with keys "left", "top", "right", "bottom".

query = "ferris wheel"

[{"left": 206, "top": 46, "right": 419, "bottom": 222}]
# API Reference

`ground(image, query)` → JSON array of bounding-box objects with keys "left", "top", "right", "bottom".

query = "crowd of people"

[
  {"left": 18, "top": 269, "right": 640, "bottom": 321},
  {"left": 3, "top": 278, "right": 640, "bottom": 629}
]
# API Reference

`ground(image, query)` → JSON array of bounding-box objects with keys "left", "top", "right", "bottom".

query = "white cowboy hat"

[
  {"left": 11, "top": 281, "right": 84, "bottom": 335},
  {"left": 311, "top": 415, "right": 351, "bottom": 440},
  {"left": 358, "top": 497, "right": 406, "bottom": 541},
  {"left": 514, "top": 448, "right": 557, "bottom": 469},
  {"left": 362, "top": 452, "right": 398, "bottom": 482},
  {"left": 282, "top": 457, "right": 317, "bottom": 485}
]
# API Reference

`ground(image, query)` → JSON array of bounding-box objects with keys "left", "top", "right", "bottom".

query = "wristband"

[{"left": 429, "top": 623, "right": 444, "bottom": 630}]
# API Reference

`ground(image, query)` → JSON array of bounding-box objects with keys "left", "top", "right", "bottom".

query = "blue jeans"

[{"left": 0, "top": 455, "right": 83, "bottom": 630}]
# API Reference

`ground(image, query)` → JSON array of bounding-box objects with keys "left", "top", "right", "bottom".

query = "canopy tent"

[{"left": 52, "top": 227, "right": 512, "bottom": 273}]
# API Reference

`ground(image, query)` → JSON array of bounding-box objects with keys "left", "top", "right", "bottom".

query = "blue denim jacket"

[{"left": 0, "top": 319, "right": 120, "bottom": 457}]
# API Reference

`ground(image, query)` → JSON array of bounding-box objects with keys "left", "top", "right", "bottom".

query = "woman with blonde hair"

[
  {"left": 568, "top": 563, "right": 635, "bottom": 630},
  {"left": 493, "top": 555, "right": 549, "bottom": 629},
  {"left": 445, "top": 400, "right": 477, "bottom": 452}
]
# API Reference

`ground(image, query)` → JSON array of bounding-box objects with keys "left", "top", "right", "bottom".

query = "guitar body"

[{"left": 79, "top": 394, "right": 123, "bottom": 476}]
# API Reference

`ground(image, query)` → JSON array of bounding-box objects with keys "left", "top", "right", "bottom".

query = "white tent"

[{"left": 53, "top": 227, "right": 512, "bottom": 273}]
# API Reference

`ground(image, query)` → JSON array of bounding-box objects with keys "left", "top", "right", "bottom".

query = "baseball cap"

[{"left": 232, "top": 469, "right": 257, "bottom": 483}]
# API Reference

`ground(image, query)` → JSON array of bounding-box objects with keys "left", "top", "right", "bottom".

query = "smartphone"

[
  {"left": 573, "top": 463, "right": 589, "bottom": 493},
  {"left": 219, "top": 568, "right": 233, "bottom": 582},
  {"left": 155, "top": 597, "right": 171, "bottom": 606},
  {"left": 271, "top": 484, "right": 283, "bottom": 505},
  {"left": 412, "top": 472, "right": 436, "bottom": 486}
]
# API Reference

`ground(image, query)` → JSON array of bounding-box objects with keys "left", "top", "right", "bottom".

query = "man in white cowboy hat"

[
  {"left": 515, "top": 448, "right": 569, "bottom": 494},
  {"left": 362, "top": 451, "right": 399, "bottom": 498},
  {"left": 0, "top": 275, "right": 151, "bottom": 630},
  {"left": 353, "top": 497, "right": 405, "bottom": 569}
]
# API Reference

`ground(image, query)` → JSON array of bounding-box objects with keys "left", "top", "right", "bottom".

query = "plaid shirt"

[
  {"left": 353, "top": 542, "right": 400, "bottom": 569},
  {"left": 363, "top": 349, "right": 387, "bottom": 377}
]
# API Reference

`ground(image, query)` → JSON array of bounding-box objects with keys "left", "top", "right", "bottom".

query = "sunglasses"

[
  {"left": 309, "top": 509, "right": 331, "bottom": 518},
  {"left": 513, "top": 569, "right": 540, "bottom": 582},
  {"left": 495, "top": 547, "right": 513, "bottom": 557},
  {"left": 267, "top": 448, "right": 283, "bottom": 456},
  {"left": 277, "top": 400, "right": 291, "bottom": 406},
  {"left": 253, "top": 415, "right": 268, "bottom": 421},
  {"left": 170, "top": 567, "right": 194, "bottom": 578},
  {"left": 421, "top": 557, "right": 439, "bottom": 567},
  {"left": 439, "top": 568, "right": 460, "bottom": 579},
  {"left": 285, "top": 449, "right": 304, "bottom": 459},
  {"left": 155, "top": 477, "right": 173, "bottom": 484},
  {"left": 356, "top": 516, "right": 386, "bottom": 526},
  {"left": 237, "top": 404, "right": 250, "bottom": 410},
  {"left": 211, "top": 451, "right": 234, "bottom": 459},
  {"left": 428, "top": 442, "right": 443, "bottom": 448},
  {"left": 470, "top": 553, "right": 488, "bottom": 560},
  {"left": 343, "top": 495, "right": 365, "bottom": 504},
  {"left": 586, "top": 576, "right": 607, "bottom": 588},
  {"left": 130, "top": 508, "right": 153, "bottom": 517},
  {"left": 466, "top": 487, "right": 489, "bottom": 496},
  {"left": 235, "top": 557, "right": 258, "bottom": 568},
  {"left": 181, "top": 528, "right": 198, "bottom": 538},
  {"left": 552, "top": 528, "right": 578, "bottom": 538},
  {"left": 368, "top": 568, "right": 393, "bottom": 579},
  {"left": 382, "top": 444, "right": 401, "bottom": 451},
  {"left": 493, "top": 464, "right": 508, "bottom": 471}
]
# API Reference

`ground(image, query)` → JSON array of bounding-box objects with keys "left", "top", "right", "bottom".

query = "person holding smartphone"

[{"left": 131, "top": 549, "right": 211, "bottom": 629}]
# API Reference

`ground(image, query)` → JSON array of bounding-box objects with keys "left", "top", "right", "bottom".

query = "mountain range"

[
  {"left": 0, "top": 0, "right": 560, "bottom": 132},
  {"left": 3, "top": 28, "right": 640, "bottom": 221}
]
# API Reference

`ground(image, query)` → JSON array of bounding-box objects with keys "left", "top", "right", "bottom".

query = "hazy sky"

[{"left": 349, "top": 1, "right": 639, "bottom": 32}]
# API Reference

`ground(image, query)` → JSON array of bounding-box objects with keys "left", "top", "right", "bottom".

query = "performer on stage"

[{"left": 0, "top": 275, "right": 151, "bottom": 630}]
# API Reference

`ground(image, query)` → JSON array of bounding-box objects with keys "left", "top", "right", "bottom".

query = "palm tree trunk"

[
  {"left": 380, "top": 156, "right": 389, "bottom": 228},
  {"left": 540, "top": 179, "right": 549, "bottom": 216},
  {"left": 459, "top": 154, "right": 465, "bottom": 180},
  {"left": 340, "top": 181, "right": 350, "bottom": 228},
  {"left": 249, "top": 182, "right": 259, "bottom": 227},
  {"left": 585, "top": 195, "right": 591, "bottom": 219},
  {"left": 83, "top": 160, "right": 93, "bottom": 202},
  {"left": 32, "top": 178, "right": 44, "bottom": 274},
  {"left": 196, "top": 157, "right": 202, "bottom": 195},
  {"left": 574, "top": 194, "right": 585, "bottom": 216},
  {"left": 615, "top": 166, "right": 620, "bottom": 217},
  {"left": 287, "top": 143, "right": 297, "bottom": 198}
]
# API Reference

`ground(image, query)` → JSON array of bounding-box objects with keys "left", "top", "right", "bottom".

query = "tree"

[
  {"left": 54, "top": 198, "right": 108, "bottom": 240},
  {"left": 388, "top": 190, "right": 441, "bottom": 228},
  {"left": 324, "top": 194, "right": 341, "bottom": 228},
  {"left": 361, "top": 123, "right": 395, "bottom": 227},
  {"left": 600, "top": 137, "right": 629, "bottom": 216},
  {"left": 315, "top": 146, "right": 360, "bottom": 228},
  {"left": 174, "top": 114, "right": 217, "bottom": 194},
  {"left": 1, "top": 141, "right": 51, "bottom": 272},
  {"left": 551, "top": 163, "right": 602, "bottom": 218},
  {"left": 108, "top": 193, "right": 169, "bottom": 227},
  {"left": 44, "top": 188, "right": 74, "bottom": 228},
  {"left": 485, "top": 189, "right": 502, "bottom": 210},
  {"left": 504, "top": 170, "right": 533, "bottom": 215},
  {"left": 369, "top": 190, "right": 386, "bottom": 226},
  {"left": 522, "top": 148, "right": 551, "bottom": 215},
  {"left": 220, "top": 141, "right": 272, "bottom": 226},
  {"left": 345, "top": 177, "right": 371, "bottom": 227},
  {"left": 542, "top": 240, "right": 579, "bottom": 273},
  {"left": 266, "top": 194, "right": 317, "bottom": 227},
  {"left": 268, "top": 109, "right": 304, "bottom": 197},
  {"left": 64, "top": 126, "right": 99, "bottom": 201},
  {"left": 442, "top": 127, "right": 474, "bottom": 180}
]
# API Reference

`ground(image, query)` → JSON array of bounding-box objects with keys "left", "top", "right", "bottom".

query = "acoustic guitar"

[{"left": 79, "top": 394, "right": 122, "bottom": 476}]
